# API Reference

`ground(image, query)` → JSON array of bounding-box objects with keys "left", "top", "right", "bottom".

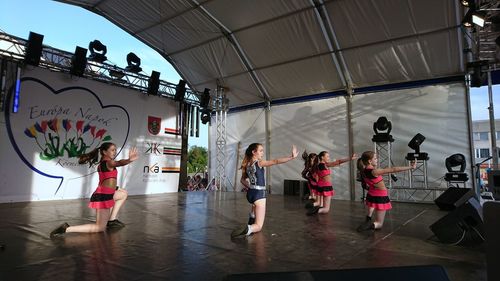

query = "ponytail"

[
  {"left": 78, "top": 142, "right": 114, "bottom": 167},
  {"left": 240, "top": 143, "right": 261, "bottom": 179}
]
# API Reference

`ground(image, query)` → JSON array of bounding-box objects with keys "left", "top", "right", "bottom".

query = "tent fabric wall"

[
  {"left": 218, "top": 82, "right": 470, "bottom": 200},
  {"left": 0, "top": 66, "right": 181, "bottom": 203}
]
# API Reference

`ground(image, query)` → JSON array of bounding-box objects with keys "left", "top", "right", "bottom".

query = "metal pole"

[{"left": 487, "top": 70, "right": 498, "bottom": 168}]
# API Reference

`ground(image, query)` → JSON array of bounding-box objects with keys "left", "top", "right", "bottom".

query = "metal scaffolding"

[
  {"left": 373, "top": 141, "right": 393, "bottom": 189},
  {"left": 0, "top": 32, "right": 202, "bottom": 105},
  {"left": 214, "top": 84, "right": 228, "bottom": 191}
]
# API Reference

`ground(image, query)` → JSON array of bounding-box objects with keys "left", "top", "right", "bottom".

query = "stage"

[{"left": 0, "top": 192, "right": 486, "bottom": 281}]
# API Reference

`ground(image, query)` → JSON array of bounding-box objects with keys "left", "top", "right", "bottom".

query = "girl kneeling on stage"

[
  {"left": 231, "top": 143, "right": 298, "bottom": 238},
  {"left": 356, "top": 151, "right": 415, "bottom": 231},
  {"left": 50, "top": 142, "right": 137, "bottom": 238}
]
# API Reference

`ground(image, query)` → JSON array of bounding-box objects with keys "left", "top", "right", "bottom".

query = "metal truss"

[
  {"left": 0, "top": 31, "right": 202, "bottom": 105},
  {"left": 214, "top": 84, "right": 228, "bottom": 191},
  {"left": 373, "top": 141, "right": 393, "bottom": 189}
]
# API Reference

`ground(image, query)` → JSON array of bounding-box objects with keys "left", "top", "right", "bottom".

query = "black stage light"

[
  {"left": 372, "top": 116, "right": 394, "bottom": 142},
  {"left": 406, "top": 133, "right": 429, "bottom": 161},
  {"left": 109, "top": 68, "right": 125, "bottom": 79},
  {"left": 88, "top": 40, "right": 107, "bottom": 63},
  {"left": 147, "top": 71, "right": 161, "bottom": 96},
  {"left": 408, "top": 133, "right": 425, "bottom": 153},
  {"left": 125, "top": 52, "right": 142, "bottom": 73},
  {"left": 444, "top": 153, "right": 469, "bottom": 182},
  {"left": 445, "top": 154, "right": 466, "bottom": 173},
  {"left": 70, "top": 46, "right": 88, "bottom": 77},
  {"left": 200, "top": 109, "right": 211, "bottom": 125},
  {"left": 200, "top": 88, "right": 211, "bottom": 109},
  {"left": 174, "top": 80, "right": 186, "bottom": 102},
  {"left": 24, "top": 32, "right": 44, "bottom": 66}
]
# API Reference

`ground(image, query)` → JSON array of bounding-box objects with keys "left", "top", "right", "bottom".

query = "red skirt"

[
  {"left": 365, "top": 188, "right": 392, "bottom": 210},
  {"left": 88, "top": 186, "right": 116, "bottom": 209}
]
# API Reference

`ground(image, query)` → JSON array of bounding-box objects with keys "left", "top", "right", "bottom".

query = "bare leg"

[
  {"left": 373, "top": 210, "right": 386, "bottom": 229},
  {"left": 66, "top": 209, "right": 111, "bottom": 233},
  {"left": 249, "top": 199, "right": 266, "bottom": 234},
  {"left": 318, "top": 196, "right": 332, "bottom": 214},
  {"left": 110, "top": 189, "right": 128, "bottom": 221},
  {"left": 367, "top": 206, "right": 375, "bottom": 218}
]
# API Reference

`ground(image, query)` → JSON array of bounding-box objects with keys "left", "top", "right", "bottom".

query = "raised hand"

[
  {"left": 128, "top": 147, "right": 138, "bottom": 162},
  {"left": 291, "top": 145, "right": 299, "bottom": 158},
  {"left": 351, "top": 153, "right": 358, "bottom": 160}
]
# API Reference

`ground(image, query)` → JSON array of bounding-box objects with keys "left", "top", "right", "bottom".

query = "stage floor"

[{"left": 0, "top": 192, "right": 486, "bottom": 281}]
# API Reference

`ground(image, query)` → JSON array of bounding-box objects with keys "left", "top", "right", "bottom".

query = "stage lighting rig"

[
  {"left": 200, "top": 109, "right": 211, "bottom": 125},
  {"left": 125, "top": 52, "right": 142, "bottom": 73},
  {"left": 406, "top": 133, "right": 429, "bottom": 161},
  {"left": 372, "top": 116, "right": 394, "bottom": 142},
  {"left": 444, "top": 153, "right": 469, "bottom": 182},
  {"left": 88, "top": 40, "right": 107, "bottom": 63}
]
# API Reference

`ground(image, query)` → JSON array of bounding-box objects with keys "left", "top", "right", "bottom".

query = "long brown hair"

[
  {"left": 301, "top": 150, "right": 317, "bottom": 180},
  {"left": 357, "top": 151, "right": 375, "bottom": 178},
  {"left": 78, "top": 142, "right": 115, "bottom": 167},
  {"left": 241, "top": 143, "right": 262, "bottom": 179},
  {"left": 311, "top": 151, "right": 328, "bottom": 175}
]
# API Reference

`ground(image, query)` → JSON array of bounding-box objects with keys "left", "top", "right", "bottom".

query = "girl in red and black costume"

[
  {"left": 302, "top": 151, "right": 319, "bottom": 209},
  {"left": 50, "top": 142, "right": 138, "bottom": 237},
  {"left": 356, "top": 151, "right": 415, "bottom": 231},
  {"left": 307, "top": 151, "right": 357, "bottom": 215}
]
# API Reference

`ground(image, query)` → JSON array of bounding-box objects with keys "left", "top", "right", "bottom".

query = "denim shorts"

[{"left": 246, "top": 189, "right": 266, "bottom": 204}]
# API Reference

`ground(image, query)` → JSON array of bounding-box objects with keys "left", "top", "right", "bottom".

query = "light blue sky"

[
  {"left": 0, "top": 0, "right": 498, "bottom": 126},
  {"left": 0, "top": 0, "right": 208, "bottom": 148}
]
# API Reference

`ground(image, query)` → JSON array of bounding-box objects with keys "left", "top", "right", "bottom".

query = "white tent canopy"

[{"left": 56, "top": 0, "right": 464, "bottom": 108}]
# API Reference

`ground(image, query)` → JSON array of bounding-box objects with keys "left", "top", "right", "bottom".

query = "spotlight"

[
  {"left": 70, "top": 46, "right": 87, "bottom": 77},
  {"left": 461, "top": 0, "right": 473, "bottom": 7},
  {"left": 462, "top": 9, "right": 474, "bottom": 27},
  {"left": 372, "top": 116, "right": 394, "bottom": 142},
  {"left": 444, "top": 153, "right": 469, "bottom": 182},
  {"left": 174, "top": 80, "right": 186, "bottom": 102},
  {"left": 445, "top": 154, "right": 466, "bottom": 173},
  {"left": 88, "top": 40, "right": 107, "bottom": 63},
  {"left": 24, "top": 32, "right": 44, "bottom": 66},
  {"left": 406, "top": 133, "right": 429, "bottom": 160},
  {"left": 200, "top": 109, "right": 211, "bottom": 125},
  {"left": 125, "top": 52, "right": 142, "bottom": 73},
  {"left": 472, "top": 11, "right": 486, "bottom": 27},
  {"left": 109, "top": 68, "right": 125, "bottom": 79},
  {"left": 199, "top": 88, "right": 211, "bottom": 109},
  {"left": 147, "top": 71, "right": 160, "bottom": 96}
]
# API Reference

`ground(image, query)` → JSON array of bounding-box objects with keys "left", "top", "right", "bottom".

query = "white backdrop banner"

[
  {"left": 0, "top": 67, "right": 181, "bottom": 203},
  {"left": 217, "top": 82, "right": 470, "bottom": 199}
]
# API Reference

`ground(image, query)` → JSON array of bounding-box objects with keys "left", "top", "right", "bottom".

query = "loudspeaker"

[
  {"left": 24, "top": 32, "right": 44, "bottom": 66},
  {"left": 174, "top": 79, "right": 186, "bottom": 101},
  {"left": 430, "top": 197, "right": 484, "bottom": 246},
  {"left": 147, "top": 71, "right": 160, "bottom": 95},
  {"left": 434, "top": 187, "right": 472, "bottom": 211},
  {"left": 199, "top": 88, "right": 211, "bottom": 108},
  {"left": 70, "top": 46, "right": 87, "bottom": 77},
  {"left": 484, "top": 202, "right": 500, "bottom": 281}
]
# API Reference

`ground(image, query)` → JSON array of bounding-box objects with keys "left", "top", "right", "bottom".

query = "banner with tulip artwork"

[{"left": 1, "top": 67, "right": 180, "bottom": 203}]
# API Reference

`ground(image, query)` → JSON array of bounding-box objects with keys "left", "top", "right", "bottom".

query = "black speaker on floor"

[
  {"left": 24, "top": 32, "right": 44, "bottom": 66},
  {"left": 430, "top": 197, "right": 484, "bottom": 246},
  {"left": 434, "top": 187, "right": 473, "bottom": 211}
]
